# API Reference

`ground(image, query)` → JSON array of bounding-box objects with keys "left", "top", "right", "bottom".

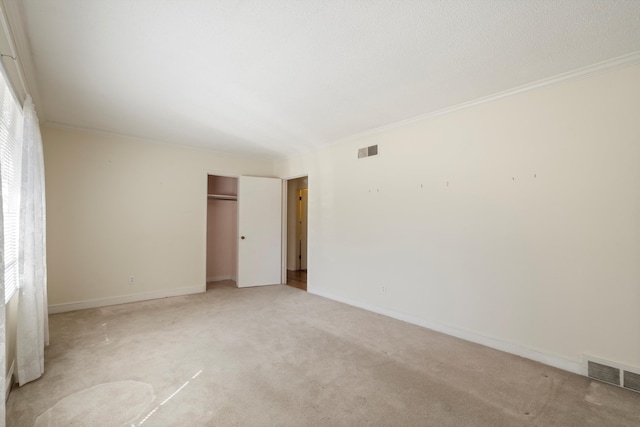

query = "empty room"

[{"left": 1, "top": 1, "right": 640, "bottom": 425}]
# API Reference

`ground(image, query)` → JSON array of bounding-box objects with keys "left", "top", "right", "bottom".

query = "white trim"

[
  {"left": 281, "top": 178, "right": 288, "bottom": 285},
  {"left": 48, "top": 286, "right": 204, "bottom": 314},
  {"left": 5, "top": 359, "right": 14, "bottom": 401},
  {"left": 309, "top": 288, "right": 582, "bottom": 376},
  {"left": 42, "top": 122, "right": 283, "bottom": 160},
  {"left": 206, "top": 275, "right": 236, "bottom": 283},
  {"left": 304, "top": 51, "right": 640, "bottom": 155}
]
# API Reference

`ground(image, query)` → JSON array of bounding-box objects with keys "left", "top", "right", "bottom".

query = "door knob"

[{"left": 241, "top": 236, "right": 245, "bottom": 240}]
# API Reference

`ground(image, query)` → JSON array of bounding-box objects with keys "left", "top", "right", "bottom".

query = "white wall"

[
  {"left": 276, "top": 64, "right": 640, "bottom": 373},
  {"left": 44, "top": 126, "right": 274, "bottom": 310}
]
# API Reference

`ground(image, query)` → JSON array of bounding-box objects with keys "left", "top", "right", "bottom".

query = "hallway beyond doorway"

[{"left": 286, "top": 270, "right": 307, "bottom": 291}]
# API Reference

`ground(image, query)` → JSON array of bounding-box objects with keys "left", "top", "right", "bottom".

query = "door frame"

[{"left": 281, "top": 174, "right": 309, "bottom": 286}]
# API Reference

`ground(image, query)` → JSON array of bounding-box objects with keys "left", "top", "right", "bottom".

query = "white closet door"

[{"left": 237, "top": 176, "right": 282, "bottom": 287}]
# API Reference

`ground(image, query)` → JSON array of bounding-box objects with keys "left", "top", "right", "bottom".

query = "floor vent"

[
  {"left": 585, "top": 357, "right": 640, "bottom": 394},
  {"left": 357, "top": 145, "right": 378, "bottom": 159},
  {"left": 587, "top": 360, "right": 620, "bottom": 386},
  {"left": 623, "top": 370, "right": 640, "bottom": 393}
]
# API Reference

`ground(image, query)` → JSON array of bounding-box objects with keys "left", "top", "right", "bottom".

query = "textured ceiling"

[{"left": 15, "top": 0, "right": 640, "bottom": 157}]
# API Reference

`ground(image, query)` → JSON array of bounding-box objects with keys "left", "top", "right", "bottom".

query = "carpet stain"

[
  {"left": 585, "top": 382, "right": 604, "bottom": 406},
  {"left": 34, "top": 381, "right": 154, "bottom": 427}
]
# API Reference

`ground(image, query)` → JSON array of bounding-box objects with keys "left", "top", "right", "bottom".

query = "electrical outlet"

[
  {"left": 129, "top": 275, "right": 135, "bottom": 284},
  {"left": 380, "top": 285, "right": 386, "bottom": 294}
]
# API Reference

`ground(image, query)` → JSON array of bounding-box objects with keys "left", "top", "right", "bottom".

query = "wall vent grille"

[
  {"left": 588, "top": 361, "right": 620, "bottom": 386},
  {"left": 623, "top": 371, "right": 640, "bottom": 393},
  {"left": 585, "top": 356, "right": 640, "bottom": 393},
  {"left": 358, "top": 145, "right": 378, "bottom": 159}
]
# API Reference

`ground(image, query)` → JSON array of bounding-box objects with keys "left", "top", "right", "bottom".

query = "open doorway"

[{"left": 286, "top": 176, "right": 308, "bottom": 291}]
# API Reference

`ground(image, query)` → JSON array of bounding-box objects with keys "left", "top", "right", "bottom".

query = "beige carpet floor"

[{"left": 7, "top": 281, "right": 640, "bottom": 426}]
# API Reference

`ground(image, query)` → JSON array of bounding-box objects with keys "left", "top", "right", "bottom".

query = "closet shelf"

[{"left": 208, "top": 194, "right": 237, "bottom": 201}]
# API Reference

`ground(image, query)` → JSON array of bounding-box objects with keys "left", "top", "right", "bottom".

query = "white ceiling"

[{"left": 14, "top": 0, "right": 640, "bottom": 158}]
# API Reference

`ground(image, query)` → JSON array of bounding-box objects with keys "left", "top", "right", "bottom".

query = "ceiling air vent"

[{"left": 358, "top": 145, "right": 378, "bottom": 159}]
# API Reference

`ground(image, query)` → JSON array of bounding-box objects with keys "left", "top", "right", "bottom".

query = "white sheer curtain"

[
  {"left": 16, "top": 96, "right": 48, "bottom": 386},
  {"left": 0, "top": 160, "right": 5, "bottom": 427},
  {"left": 0, "top": 68, "right": 19, "bottom": 425}
]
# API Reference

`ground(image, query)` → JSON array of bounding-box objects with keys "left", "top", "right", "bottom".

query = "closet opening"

[{"left": 206, "top": 175, "right": 238, "bottom": 291}]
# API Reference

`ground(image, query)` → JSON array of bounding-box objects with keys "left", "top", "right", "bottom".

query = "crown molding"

[
  {"left": 326, "top": 51, "right": 640, "bottom": 150},
  {"left": 41, "top": 121, "right": 284, "bottom": 161}
]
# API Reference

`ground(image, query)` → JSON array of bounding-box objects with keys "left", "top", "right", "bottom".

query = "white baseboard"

[
  {"left": 5, "top": 360, "right": 14, "bottom": 401},
  {"left": 207, "top": 275, "right": 236, "bottom": 282},
  {"left": 48, "top": 286, "right": 204, "bottom": 314},
  {"left": 309, "top": 288, "right": 582, "bottom": 376}
]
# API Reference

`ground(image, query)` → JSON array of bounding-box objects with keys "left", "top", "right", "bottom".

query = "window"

[{"left": 0, "top": 69, "right": 23, "bottom": 302}]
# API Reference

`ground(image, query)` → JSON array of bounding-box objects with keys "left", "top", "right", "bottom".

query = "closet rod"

[{"left": 207, "top": 194, "right": 237, "bottom": 201}]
